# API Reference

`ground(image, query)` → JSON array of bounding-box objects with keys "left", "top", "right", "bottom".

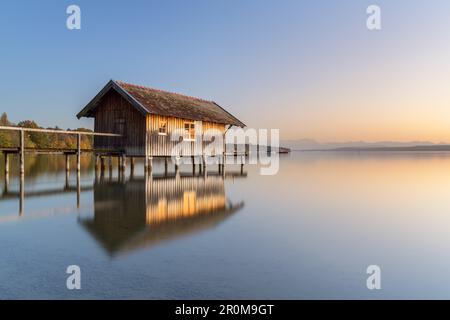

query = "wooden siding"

[
  {"left": 93, "top": 90, "right": 146, "bottom": 156},
  {"left": 146, "top": 114, "right": 225, "bottom": 157}
]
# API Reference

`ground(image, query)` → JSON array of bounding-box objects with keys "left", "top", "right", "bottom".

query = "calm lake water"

[{"left": 1, "top": 151, "right": 450, "bottom": 299}]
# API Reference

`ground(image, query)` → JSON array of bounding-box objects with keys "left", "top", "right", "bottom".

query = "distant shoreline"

[{"left": 295, "top": 145, "right": 450, "bottom": 152}]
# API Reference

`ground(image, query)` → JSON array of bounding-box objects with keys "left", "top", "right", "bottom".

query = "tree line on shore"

[{"left": 0, "top": 112, "right": 93, "bottom": 149}]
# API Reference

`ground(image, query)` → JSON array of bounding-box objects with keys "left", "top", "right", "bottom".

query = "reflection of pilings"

[{"left": 19, "top": 173, "right": 24, "bottom": 215}]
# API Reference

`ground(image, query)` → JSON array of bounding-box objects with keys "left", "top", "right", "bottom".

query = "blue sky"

[{"left": 1, "top": 1, "right": 450, "bottom": 141}]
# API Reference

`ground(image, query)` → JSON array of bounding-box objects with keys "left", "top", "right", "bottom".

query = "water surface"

[{"left": 1, "top": 152, "right": 450, "bottom": 299}]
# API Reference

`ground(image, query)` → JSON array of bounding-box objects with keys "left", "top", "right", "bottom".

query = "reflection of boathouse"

[{"left": 80, "top": 173, "right": 245, "bottom": 256}]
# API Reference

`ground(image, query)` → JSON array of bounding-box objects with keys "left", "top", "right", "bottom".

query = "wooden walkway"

[{"left": 0, "top": 125, "right": 121, "bottom": 174}]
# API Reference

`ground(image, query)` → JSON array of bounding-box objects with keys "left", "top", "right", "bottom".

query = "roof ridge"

[{"left": 115, "top": 80, "right": 213, "bottom": 104}]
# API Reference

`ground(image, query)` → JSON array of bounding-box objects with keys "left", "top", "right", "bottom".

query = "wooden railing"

[{"left": 0, "top": 125, "right": 121, "bottom": 174}]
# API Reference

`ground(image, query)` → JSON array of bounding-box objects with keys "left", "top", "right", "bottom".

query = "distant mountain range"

[{"left": 282, "top": 139, "right": 450, "bottom": 151}]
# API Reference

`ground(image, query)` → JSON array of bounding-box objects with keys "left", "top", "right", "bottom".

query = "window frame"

[
  {"left": 158, "top": 119, "right": 167, "bottom": 136},
  {"left": 183, "top": 121, "right": 195, "bottom": 141}
]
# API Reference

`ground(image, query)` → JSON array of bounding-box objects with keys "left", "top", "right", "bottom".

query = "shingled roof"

[{"left": 77, "top": 80, "right": 245, "bottom": 127}]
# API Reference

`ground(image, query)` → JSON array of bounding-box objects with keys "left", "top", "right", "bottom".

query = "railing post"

[{"left": 20, "top": 129, "right": 25, "bottom": 175}]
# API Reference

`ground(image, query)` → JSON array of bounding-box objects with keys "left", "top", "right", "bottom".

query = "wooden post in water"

[
  {"left": 122, "top": 155, "right": 127, "bottom": 172},
  {"left": 4, "top": 153, "right": 9, "bottom": 175},
  {"left": 130, "top": 157, "right": 135, "bottom": 173},
  {"left": 65, "top": 153, "right": 70, "bottom": 188},
  {"left": 65, "top": 154, "right": 70, "bottom": 172},
  {"left": 175, "top": 156, "right": 179, "bottom": 173},
  {"left": 222, "top": 156, "right": 226, "bottom": 177},
  {"left": 100, "top": 157, "right": 106, "bottom": 172},
  {"left": 117, "top": 156, "right": 120, "bottom": 178},
  {"left": 108, "top": 156, "right": 113, "bottom": 179},
  {"left": 4, "top": 166, "right": 9, "bottom": 194},
  {"left": 20, "top": 129, "right": 25, "bottom": 175},
  {"left": 76, "top": 133, "right": 81, "bottom": 172},
  {"left": 202, "top": 155, "right": 207, "bottom": 176},
  {"left": 65, "top": 169, "right": 70, "bottom": 189},
  {"left": 164, "top": 157, "right": 168, "bottom": 175},
  {"left": 76, "top": 171, "right": 81, "bottom": 208}
]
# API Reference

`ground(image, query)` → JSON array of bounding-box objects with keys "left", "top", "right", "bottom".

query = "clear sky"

[{"left": 1, "top": 0, "right": 450, "bottom": 142}]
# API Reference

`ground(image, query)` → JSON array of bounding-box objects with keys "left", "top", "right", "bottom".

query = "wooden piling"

[
  {"left": 117, "top": 156, "right": 121, "bottom": 177},
  {"left": 147, "top": 157, "right": 153, "bottom": 174},
  {"left": 4, "top": 169, "right": 9, "bottom": 194},
  {"left": 65, "top": 169, "right": 70, "bottom": 189},
  {"left": 65, "top": 154, "right": 70, "bottom": 172},
  {"left": 76, "top": 171, "right": 81, "bottom": 208},
  {"left": 108, "top": 156, "right": 113, "bottom": 178},
  {"left": 164, "top": 157, "right": 168, "bottom": 174},
  {"left": 76, "top": 133, "right": 81, "bottom": 172},
  {"left": 20, "top": 130, "right": 24, "bottom": 174},
  {"left": 100, "top": 156, "right": 106, "bottom": 171},
  {"left": 130, "top": 157, "right": 135, "bottom": 173},
  {"left": 175, "top": 156, "right": 179, "bottom": 172},
  {"left": 95, "top": 155, "right": 100, "bottom": 172},
  {"left": 202, "top": 156, "right": 207, "bottom": 175},
  {"left": 4, "top": 153, "right": 9, "bottom": 174}
]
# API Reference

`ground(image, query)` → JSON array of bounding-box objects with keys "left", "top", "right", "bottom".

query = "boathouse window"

[
  {"left": 115, "top": 118, "right": 126, "bottom": 136},
  {"left": 184, "top": 121, "right": 195, "bottom": 141},
  {"left": 158, "top": 120, "right": 167, "bottom": 135}
]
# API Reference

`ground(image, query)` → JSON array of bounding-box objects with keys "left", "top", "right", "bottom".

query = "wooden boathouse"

[{"left": 77, "top": 80, "right": 245, "bottom": 171}]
